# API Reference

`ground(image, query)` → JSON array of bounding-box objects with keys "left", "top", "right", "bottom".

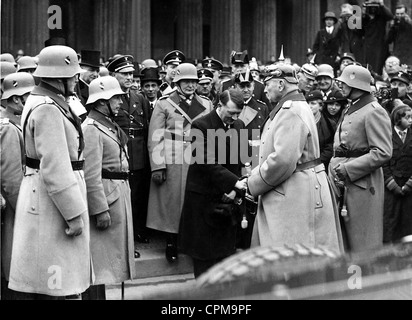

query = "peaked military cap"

[
  {"left": 197, "top": 68, "right": 214, "bottom": 84},
  {"left": 264, "top": 64, "right": 298, "bottom": 84},
  {"left": 163, "top": 50, "right": 185, "bottom": 66},
  {"left": 340, "top": 52, "right": 356, "bottom": 63},
  {"left": 219, "top": 66, "right": 232, "bottom": 78},
  {"left": 202, "top": 57, "right": 223, "bottom": 71},
  {"left": 231, "top": 50, "right": 249, "bottom": 65},
  {"left": 107, "top": 55, "right": 135, "bottom": 73},
  {"left": 80, "top": 50, "right": 101, "bottom": 68},
  {"left": 390, "top": 71, "right": 410, "bottom": 85}
]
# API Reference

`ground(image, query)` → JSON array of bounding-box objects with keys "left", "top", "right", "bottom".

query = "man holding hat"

[
  {"left": 76, "top": 49, "right": 101, "bottom": 108},
  {"left": 330, "top": 64, "right": 392, "bottom": 252},
  {"left": 1, "top": 72, "right": 35, "bottom": 299},
  {"left": 312, "top": 11, "right": 342, "bottom": 67},
  {"left": 246, "top": 64, "right": 343, "bottom": 253},
  {"left": 107, "top": 54, "right": 152, "bottom": 247},
  {"left": 159, "top": 50, "right": 186, "bottom": 96},
  {"left": 221, "top": 50, "right": 270, "bottom": 106}
]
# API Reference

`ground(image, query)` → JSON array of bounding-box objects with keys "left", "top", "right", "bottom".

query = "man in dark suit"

[
  {"left": 179, "top": 88, "right": 248, "bottom": 278},
  {"left": 312, "top": 12, "right": 342, "bottom": 68},
  {"left": 77, "top": 50, "right": 101, "bottom": 108},
  {"left": 108, "top": 55, "right": 152, "bottom": 250},
  {"left": 221, "top": 50, "right": 270, "bottom": 106}
]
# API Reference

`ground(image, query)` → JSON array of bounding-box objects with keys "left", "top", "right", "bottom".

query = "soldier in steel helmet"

[
  {"left": 8, "top": 45, "right": 92, "bottom": 299},
  {"left": 81, "top": 76, "right": 135, "bottom": 300},
  {"left": 146, "top": 63, "right": 213, "bottom": 263},
  {"left": 331, "top": 64, "right": 393, "bottom": 252},
  {"left": 0, "top": 72, "right": 35, "bottom": 299}
]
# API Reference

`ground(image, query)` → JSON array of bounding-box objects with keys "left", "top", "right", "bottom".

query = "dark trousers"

[
  {"left": 192, "top": 257, "right": 224, "bottom": 278},
  {"left": 82, "top": 284, "right": 106, "bottom": 300},
  {"left": 129, "top": 168, "right": 151, "bottom": 238}
]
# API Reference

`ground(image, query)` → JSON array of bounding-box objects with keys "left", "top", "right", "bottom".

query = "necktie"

[{"left": 399, "top": 131, "right": 406, "bottom": 143}]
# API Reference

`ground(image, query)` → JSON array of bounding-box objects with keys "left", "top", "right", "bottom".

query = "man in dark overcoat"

[{"left": 179, "top": 89, "right": 248, "bottom": 278}]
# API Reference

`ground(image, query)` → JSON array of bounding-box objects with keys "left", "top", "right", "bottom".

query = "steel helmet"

[
  {"left": 316, "top": 64, "right": 335, "bottom": 79},
  {"left": 335, "top": 65, "right": 372, "bottom": 93},
  {"left": 33, "top": 45, "right": 85, "bottom": 78},
  {"left": 173, "top": 63, "right": 198, "bottom": 83},
  {"left": 2, "top": 72, "right": 35, "bottom": 100},
  {"left": 17, "top": 56, "right": 37, "bottom": 71},
  {"left": 1, "top": 61, "right": 17, "bottom": 80},
  {"left": 86, "top": 76, "right": 125, "bottom": 105},
  {"left": 0, "top": 53, "right": 16, "bottom": 64}
]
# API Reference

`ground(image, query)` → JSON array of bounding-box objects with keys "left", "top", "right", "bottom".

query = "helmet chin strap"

[{"left": 106, "top": 101, "right": 116, "bottom": 119}]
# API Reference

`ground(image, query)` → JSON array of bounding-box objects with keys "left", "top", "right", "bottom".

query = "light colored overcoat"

[
  {"left": 0, "top": 110, "right": 23, "bottom": 281},
  {"left": 146, "top": 91, "right": 213, "bottom": 233},
  {"left": 329, "top": 94, "right": 392, "bottom": 252},
  {"left": 248, "top": 91, "right": 343, "bottom": 253},
  {"left": 82, "top": 110, "right": 135, "bottom": 285},
  {"left": 8, "top": 85, "right": 92, "bottom": 296}
]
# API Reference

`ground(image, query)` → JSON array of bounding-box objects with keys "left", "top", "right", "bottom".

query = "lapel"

[
  {"left": 1, "top": 109, "right": 22, "bottom": 129},
  {"left": 392, "top": 127, "right": 403, "bottom": 147},
  {"left": 210, "top": 108, "right": 226, "bottom": 131},
  {"left": 239, "top": 104, "right": 258, "bottom": 127},
  {"left": 187, "top": 95, "right": 206, "bottom": 120},
  {"left": 88, "top": 110, "right": 128, "bottom": 149}
]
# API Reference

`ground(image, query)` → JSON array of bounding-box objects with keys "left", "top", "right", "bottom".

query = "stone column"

[
  {"left": 290, "top": 0, "right": 321, "bottom": 65},
  {"left": 210, "top": 0, "right": 241, "bottom": 65},
  {"left": 1, "top": 0, "right": 49, "bottom": 56},
  {"left": 176, "top": 0, "right": 203, "bottom": 61},
  {"left": 251, "top": 0, "right": 277, "bottom": 64},
  {"left": 130, "top": 0, "right": 151, "bottom": 62}
]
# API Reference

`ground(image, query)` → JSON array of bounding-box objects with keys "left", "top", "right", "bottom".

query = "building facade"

[{"left": 1, "top": 0, "right": 406, "bottom": 66}]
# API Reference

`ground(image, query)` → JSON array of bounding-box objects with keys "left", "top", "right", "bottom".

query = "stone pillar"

[
  {"left": 290, "top": 0, "right": 321, "bottom": 65},
  {"left": 130, "top": 0, "right": 151, "bottom": 62},
  {"left": 210, "top": 0, "right": 241, "bottom": 65},
  {"left": 251, "top": 0, "right": 277, "bottom": 64},
  {"left": 1, "top": 0, "right": 49, "bottom": 56},
  {"left": 176, "top": 0, "right": 203, "bottom": 61}
]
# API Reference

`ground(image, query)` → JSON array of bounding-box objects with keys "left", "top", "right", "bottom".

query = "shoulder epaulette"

[
  {"left": 221, "top": 78, "right": 231, "bottom": 84},
  {"left": 371, "top": 101, "right": 381, "bottom": 109},
  {"left": 254, "top": 79, "right": 263, "bottom": 84},
  {"left": 256, "top": 99, "right": 266, "bottom": 105},
  {"left": 159, "top": 95, "right": 169, "bottom": 100},
  {"left": 282, "top": 100, "right": 293, "bottom": 109}
]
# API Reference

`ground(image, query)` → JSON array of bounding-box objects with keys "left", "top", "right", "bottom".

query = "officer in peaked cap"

[
  {"left": 202, "top": 57, "right": 223, "bottom": 93},
  {"left": 160, "top": 50, "right": 186, "bottom": 96},
  {"left": 109, "top": 54, "right": 152, "bottom": 249},
  {"left": 390, "top": 71, "right": 411, "bottom": 102},
  {"left": 221, "top": 49, "right": 270, "bottom": 107},
  {"left": 263, "top": 63, "right": 299, "bottom": 84},
  {"left": 196, "top": 68, "right": 215, "bottom": 103},
  {"left": 297, "top": 63, "right": 318, "bottom": 95},
  {"left": 76, "top": 49, "right": 101, "bottom": 107}
]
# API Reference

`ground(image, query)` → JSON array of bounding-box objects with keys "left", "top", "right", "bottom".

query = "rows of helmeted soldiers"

[{"left": 0, "top": 41, "right": 274, "bottom": 299}]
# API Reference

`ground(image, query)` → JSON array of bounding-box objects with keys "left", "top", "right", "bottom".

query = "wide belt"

[
  {"left": 26, "top": 157, "right": 84, "bottom": 171},
  {"left": 295, "top": 158, "right": 322, "bottom": 172},
  {"left": 334, "top": 149, "right": 369, "bottom": 158},
  {"left": 102, "top": 170, "right": 129, "bottom": 180},
  {"left": 128, "top": 127, "right": 144, "bottom": 138}
]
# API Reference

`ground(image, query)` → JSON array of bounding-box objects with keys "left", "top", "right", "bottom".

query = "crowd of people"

[{"left": 1, "top": 1, "right": 412, "bottom": 301}]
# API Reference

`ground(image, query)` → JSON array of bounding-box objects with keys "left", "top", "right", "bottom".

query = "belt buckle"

[{"left": 128, "top": 128, "right": 135, "bottom": 138}]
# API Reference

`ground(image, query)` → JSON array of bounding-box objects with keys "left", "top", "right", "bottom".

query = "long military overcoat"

[
  {"left": 0, "top": 110, "right": 23, "bottom": 281},
  {"left": 329, "top": 94, "right": 392, "bottom": 252},
  {"left": 146, "top": 91, "right": 213, "bottom": 233},
  {"left": 248, "top": 91, "right": 343, "bottom": 253},
  {"left": 8, "top": 84, "right": 92, "bottom": 296},
  {"left": 82, "top": 110, "right": 135, "bottom": 285}
]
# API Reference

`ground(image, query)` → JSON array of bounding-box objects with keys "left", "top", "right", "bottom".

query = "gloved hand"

[
  {"left": 96, "top": 211, "right": 111, "bottom": 230},
  {"left": 65, "top": 215, "right": 84, "bottom": 237},
  {"left": 393, "top": 185, "right": 404, "bottom": 197},
  {"left": 333, "top": 163, "right": 349, "bottom": 182},
  {"left": 402, "top": 184, "right": 412, "bottom": 195},
  {"left": 386, "top": 179, "right": 404, "bottom": 197},
  {"left": 152, "top": 169, "right": 167, "bottom": 185}
]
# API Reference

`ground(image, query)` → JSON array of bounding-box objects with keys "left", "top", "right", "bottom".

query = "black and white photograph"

[{"left": 2, "top": 0, "right": 412, "bottom": 306}]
